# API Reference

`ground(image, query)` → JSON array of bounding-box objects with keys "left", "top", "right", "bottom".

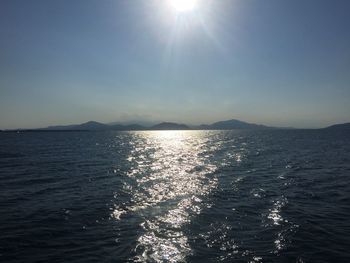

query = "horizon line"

[{"left": 1, "top": 118, "right": 349, "bottom": 131}]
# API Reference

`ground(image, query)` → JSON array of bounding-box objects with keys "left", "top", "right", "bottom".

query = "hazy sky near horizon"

[{"left": 1, "top": 0, "right": 349, "bottom": 129}]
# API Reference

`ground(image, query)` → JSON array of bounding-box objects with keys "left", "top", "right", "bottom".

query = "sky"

[{"left": 1, "top": 0, "right": 349, "bottom": 129}]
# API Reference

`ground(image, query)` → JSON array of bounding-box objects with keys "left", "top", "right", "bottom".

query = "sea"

[{"left": 0, "top": 129, "right": 349, "bottom": 262}]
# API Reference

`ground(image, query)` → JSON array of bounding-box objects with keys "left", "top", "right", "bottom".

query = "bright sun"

[{"left": 171, "top": 0, "right": 197, "bottom": 12}]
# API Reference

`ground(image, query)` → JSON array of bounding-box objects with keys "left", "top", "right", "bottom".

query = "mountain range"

[
  {"left": 34, "top": 119, "right": 278, "bottom": 131},
  {"left": 2, "top": 119, "right": 349, "bottom": 132}
]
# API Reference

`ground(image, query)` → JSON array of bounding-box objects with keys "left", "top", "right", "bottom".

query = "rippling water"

[{"left": 1, "top": 130, "right": 350, "bottom": 262}]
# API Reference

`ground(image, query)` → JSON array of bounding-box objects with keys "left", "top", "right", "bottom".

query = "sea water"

[{"left": 0, "top": 130, "right": 349, "bottom": 262}]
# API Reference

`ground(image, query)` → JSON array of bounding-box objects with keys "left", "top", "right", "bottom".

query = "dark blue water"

[{"left": 1, "top": 130, "right": 350, "bottom": 262}]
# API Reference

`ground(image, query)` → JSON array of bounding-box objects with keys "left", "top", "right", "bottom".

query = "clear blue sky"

[{"left": 1, "top": 0, "right": 349, "bottom": 129}]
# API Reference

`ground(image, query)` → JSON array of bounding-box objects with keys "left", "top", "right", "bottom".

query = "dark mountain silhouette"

[
  {"left": 150, "top": 122, "right": 189, "bottom": 130},
  {"left": 200, "top": 119, "right": 273, "bottom": 130},
  {"left": 76, "top": 121, "right": 109, "bottom": 130},
  {"left": 6, "top": 120, "right": 350, "bottom": 132},
  {"left": 324, "top": 123, "right": 350, "bottom": 130},
  {"left": 42, "top": 121, "right": 190, "bottom": 131},
  {"left": 45, "top": 121, "right": 109, "bottom": 131},
  {"left": 22, "top": 118, "right": 290, "bottom": 131},
  {"left": 44, "top": 121, "right": 145, "bottom": 131}
]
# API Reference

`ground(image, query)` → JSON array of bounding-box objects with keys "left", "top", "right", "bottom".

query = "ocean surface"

[{"left": 0, "top": 130, "right": 350, "bottom": 262}]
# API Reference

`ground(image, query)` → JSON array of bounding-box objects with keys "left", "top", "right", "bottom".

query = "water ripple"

[{"left": 1, "top": 130, "right": 350, "bottom": 262}]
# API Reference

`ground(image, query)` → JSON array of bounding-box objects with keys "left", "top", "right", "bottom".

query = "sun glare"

[{"left": 171, "top": 0, "right": 197, "bottom": 12}]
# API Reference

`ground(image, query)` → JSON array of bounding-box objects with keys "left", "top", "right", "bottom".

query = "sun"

[{"left": 170, "top": 0, "right": 197, "bottom": 12}]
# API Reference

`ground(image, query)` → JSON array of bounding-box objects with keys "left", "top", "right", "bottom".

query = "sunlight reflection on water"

[
  {"left": 115, "top": 131, "right": 218, "bottom": 262},
  {"left": 108, "top": 130, "right": 306, "bottom": 262}
]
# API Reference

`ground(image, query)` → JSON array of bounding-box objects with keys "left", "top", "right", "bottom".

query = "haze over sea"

[{"left": 1, "top": 129, "right": 349, "bottom": 262}]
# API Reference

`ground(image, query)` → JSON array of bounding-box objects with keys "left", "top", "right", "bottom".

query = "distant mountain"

[
  {"left": 43, "top": 121, "right": 190, "bottom": 131},
  {"left": 45, "top": 121, "right": 109, "bottom": 131},
  {"left": 201, "top": 119, "right": 273, "bottom": 130},
  {"left": 150, "top": 122, "right": 190, "bottom": 130},
  {"left": 76, "top": 121, "right": 109, "bottom": 130},
  {"left": 24, "top": 118, "right": 283, "bottom": 131},
  {"left": 324, "top": 123, "right": 350, "bottom": 130},
  {"left": 8, "top": 120, "right": 350, "bottom": 132},
  {"left": 43, "top": 121, "right": 144, "bottom": 131}
]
